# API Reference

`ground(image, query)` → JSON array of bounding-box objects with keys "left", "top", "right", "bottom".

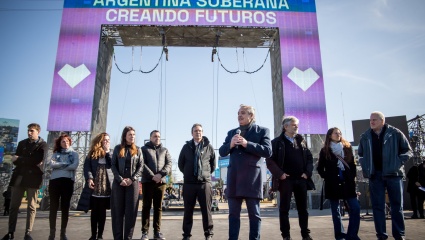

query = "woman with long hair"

[
  {"left": 77, "top": 133, "right": 114, "bottom": 240},
  {"left": 111, "top": 126, "right": 143, "bottom": 240},
  {"left": 48, "top": 134, "right": 79, "bottom": 240},
  {"left": 317, "top": 127, "right": 360, "bottom": 240}
]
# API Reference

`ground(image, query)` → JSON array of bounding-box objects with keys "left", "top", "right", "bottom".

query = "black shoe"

[
  {"left": 420, "top": 215, "right": 425, "bottom": 219},
  {"left": 60, "top": 234, "right": 68, "bottom": 240},
  {"left": 97, "top": 235, "right": 103, "bottom": 240},
  {"left": 283, "top": 237, "right": 292, "bottom": 240},
  {"left": 205, "top": 236, "right": 213, "bottom": 240},
  {"left": 23, "top": 232, "right": 32, "bottom": 240},
  {"left": 1, "top": 233, "right": 14, "bottom": 240},
  {"left": 302, "top": 235, "right": 313, "bottom": 240},
  {"left": 182, "top": 237, "right": 190, "bottom": 240},
  {"left": 411, "top": 214, "right": 419, "bottom": 219},
  {"left": 88, "top": 236, "right": 96, "bottom": 240}
]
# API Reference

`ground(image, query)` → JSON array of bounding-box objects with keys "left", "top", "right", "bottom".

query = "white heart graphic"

[
  {"left": 287, "top": 67, "right": 320, "bottom": 91},
  {"left": 58, "top": 64, "right": 91, "bottom": 88}
]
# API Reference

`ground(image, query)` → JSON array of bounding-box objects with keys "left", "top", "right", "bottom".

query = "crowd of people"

[{"left": 1, "top": 107, "right": 418, "bottom": 240}]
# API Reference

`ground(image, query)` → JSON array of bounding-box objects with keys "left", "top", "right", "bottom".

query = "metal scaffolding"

[{"left": 407, "top": 114, "right": 425, "bottom": 165}]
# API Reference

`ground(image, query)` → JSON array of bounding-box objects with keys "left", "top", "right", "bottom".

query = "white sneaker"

[{"left": 141, "top": 233, "right": 149, "bottom": 240}]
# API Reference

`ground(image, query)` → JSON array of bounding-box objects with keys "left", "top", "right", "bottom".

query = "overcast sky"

[{"left": 1, "top": 0, "right": 424, "bottom": 179}]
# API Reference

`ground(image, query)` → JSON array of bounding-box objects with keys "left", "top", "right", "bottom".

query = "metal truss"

[{"left": 407, "top": 114, "right": 425, "bottom": 165}]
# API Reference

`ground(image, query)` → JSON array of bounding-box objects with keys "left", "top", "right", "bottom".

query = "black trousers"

[
  {"left": 278, "top": 178, "right": 310, "bottom": 238},
  {"left": 49, "top": 177, "right": 74, "bottom": 233},
  {"left": 416, "top": 191, "right": 425, "bottom": 217},
  {"left": 111, "top": 180, "right": 139, "bottom": 240},
  {"left": 141, "top": 182, "right": 166, "bottom": 234},
  {"left": 90, "top": 196, "right": 110, "bottom": 237},
  {"left": 182, "top": 183, "right": 214, "bottom": 238}
]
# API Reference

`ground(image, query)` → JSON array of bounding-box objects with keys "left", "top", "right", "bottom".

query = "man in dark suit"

[
  {"left": 266, "top": 116, "right": 314, "bottom": 240},
  {"left": 219, "top": 104, "right": 272, "bottom": 240},
  {"left": 178, "top": 124, "right": 216, "bottom": 240}
]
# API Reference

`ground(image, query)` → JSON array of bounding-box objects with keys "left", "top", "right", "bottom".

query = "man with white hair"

[
  {"left": 266, "top": 116, "right": 314, "bottom": 240},
  {"left": 358, "top": 111, "right": 412, "bottom": 240},
  {"left": 219, "top": 104, "right": 272, "bottom": 240}
]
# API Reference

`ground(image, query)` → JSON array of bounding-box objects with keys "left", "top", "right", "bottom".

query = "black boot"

[
  {"left": 24, "top": 232, "right": 33, "bottom": 240},
  {"left": 48, "top": 228, "right": 56, "bottom": 240},
  {"left": 1, "top": 232, "right": 14, "bottom": 240},
  {"left": 60, "top": 229, "right": 68, "bottom": 240},
  {"left": 97, "top": 228, "right": 104, "bottom": 240}
]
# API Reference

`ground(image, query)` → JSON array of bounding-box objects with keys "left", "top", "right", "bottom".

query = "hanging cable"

[
  {"left": 215, "top": 58, "right": 220, "bottom": 150},
  {"left": 244, "top": 51, "right": 261, "bottom": 123},
  {"left": 157, "top": 56, "right": 163, "bottom": 131},
  {"left": 216, "top": 47, "right": 270, "bottom": 74},
  {"left": 211, "top": 56, "right": 215, "bottom": 143},
  {"left": 113, "top": 48, "right": 164, "bottom": 74},
  {"left": 119, "top": 74, "right": 131, "bottom": 131},
  {"left": 164, "top": 54, "right": 167, "bottom": 145}
]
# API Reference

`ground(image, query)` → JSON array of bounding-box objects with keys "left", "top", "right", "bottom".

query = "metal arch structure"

[
  {"left": 42, "top": 0, "right": 330, "bottom": 210},
  {"left": 407, "top": 114, "right": 425, "bottom": 165}
]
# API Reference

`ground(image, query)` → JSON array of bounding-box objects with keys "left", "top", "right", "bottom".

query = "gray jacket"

[
  {"left": 49, "top": 147, "right": 79, "bottom": 181},
  {"left": 358, "top": 124, "right": 412, "bottom": 178},
  {"left": 141, "top": 142, "right": 172, "bottom": 183},
  {"left": 111, "top": 145, "right": 143, "bottom": 184}
]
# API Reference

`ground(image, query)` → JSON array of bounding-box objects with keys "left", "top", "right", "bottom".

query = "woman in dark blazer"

[
  {"left": 77, "top": 133, "right": 114, "bottom": 240},
  {"left": 317, "top": 127, "right": 360, "bottom": 240},
  {"left": 110, "top": 126, "right": 143, "bottom": 240}
]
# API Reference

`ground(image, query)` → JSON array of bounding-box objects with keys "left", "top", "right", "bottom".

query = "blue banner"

[
  {"left": 64, "top": 0, "right": 316, "bottom": 12},
  {"left": 0, "top": 147, "right": 4, "bottom": 164}
]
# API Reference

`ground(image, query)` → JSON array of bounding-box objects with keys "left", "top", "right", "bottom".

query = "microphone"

[{"left": 235, "top": 129, "right": 241, "bottom": 149}]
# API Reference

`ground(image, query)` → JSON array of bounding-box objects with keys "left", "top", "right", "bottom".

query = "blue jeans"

[
  {"left": 369, "top": 171, "right": 405, "bottom": 239},
  {"left": 329, "top": 198, "right": 360, "bottom": 240},
  {"left": 228, "top": 197, "right": 261, "bottom": 240}
]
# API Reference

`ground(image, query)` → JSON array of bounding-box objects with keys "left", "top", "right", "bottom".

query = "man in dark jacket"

[
  {"left": 178, "top": 124, "right": 215, "bottom": 240},
  {"left": 2, "top": 123, "right": 48, "bottom": 240},
  {"left": 358, "top": 111, "right": 412, "bottom": 240},
  {"left": 406, "top": 164, "right": 421, "bottom": 219},
  {"left": 265, "top": 116, "right": 314, "bottom": 240},
  {"left": 141, "top": 130, "right": 172, "bottom": 240},
  {"left": 219, "top": 105, "right": 272, "bottom": 240}
]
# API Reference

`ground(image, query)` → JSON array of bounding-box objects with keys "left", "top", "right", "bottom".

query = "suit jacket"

[
  {"left": 219, "top": 123, "right": 272, "bottom": 199},
  {"left": 10, "top": 137, "right": 47, "bottom": 189},
  {"left": 111, "top": 145, "right": 143, "bottom": 184}
]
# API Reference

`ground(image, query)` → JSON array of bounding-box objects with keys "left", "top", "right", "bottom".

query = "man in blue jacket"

[
  {"left": 219, "top": 104, "right": 272, "bottom": 240},
  {"left": 359, "top": 111, "right": 412, "bottom": 240}
]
